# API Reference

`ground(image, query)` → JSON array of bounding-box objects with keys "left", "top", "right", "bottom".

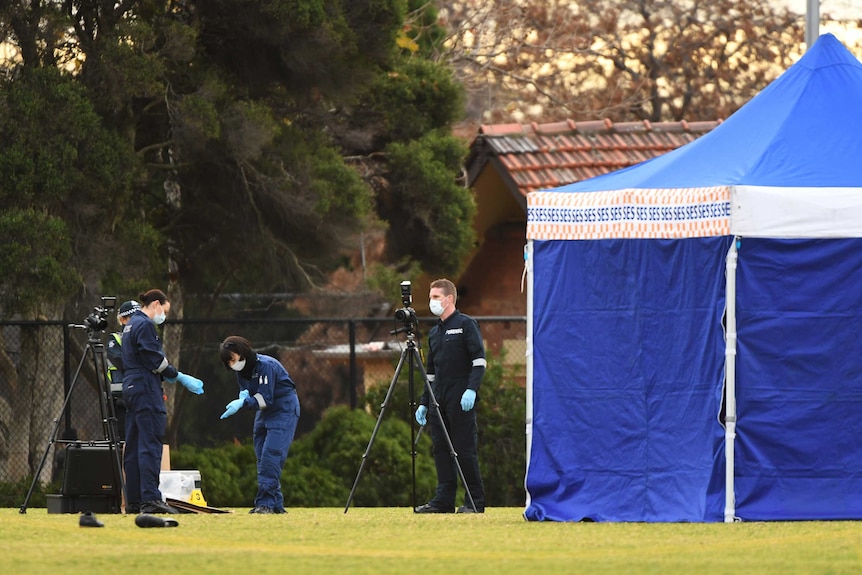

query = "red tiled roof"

[{"left": 466, "top": 118, "right": 722, "bottom": 197}]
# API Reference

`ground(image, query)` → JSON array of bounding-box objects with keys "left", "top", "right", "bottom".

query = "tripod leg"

[
  {"left": 19, "top": 341, "right": 91, "bottom": 514},
  {"left": 411, "top": 347, "right": 479, "bottom": 513},
  {"left": 343, "top": 348, "right": 408, "bottom": 513},
  {"left": 90, "top": 341, "right": 127, "bottom": 513}
]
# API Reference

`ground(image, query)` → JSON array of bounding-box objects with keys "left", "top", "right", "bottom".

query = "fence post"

[
  {"left": 348, "top": 320, "right": 357, "bottom": 409},
  {"left": 62, "top": 324, "right": 74, "bottom": 439}
]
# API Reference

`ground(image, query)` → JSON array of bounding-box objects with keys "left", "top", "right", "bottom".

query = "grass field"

[{"left": 3, "top": 507, "right": 862, "bottom": 574}]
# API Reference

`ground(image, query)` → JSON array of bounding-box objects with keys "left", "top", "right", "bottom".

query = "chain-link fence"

[{"left": 0, "top": 316, "right": 526, "bottom": 485}]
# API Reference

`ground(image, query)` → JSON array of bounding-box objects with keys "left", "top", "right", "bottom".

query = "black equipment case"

[{"left": 47, "top": 443, "right": 122, "bottom": 514}]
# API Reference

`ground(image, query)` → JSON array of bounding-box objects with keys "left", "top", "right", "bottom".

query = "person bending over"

[{"left": 219, "top": 335, "right": 300, "bottom": 514}]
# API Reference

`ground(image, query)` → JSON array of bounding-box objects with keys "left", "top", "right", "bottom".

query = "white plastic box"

[{"left": 159, "top": 469, "right": 206, "bottom": 505}]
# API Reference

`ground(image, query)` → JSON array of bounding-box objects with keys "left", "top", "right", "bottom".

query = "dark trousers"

[
  {"left": 428, "top": 390, "right": 485, "bottom": 510},
  {"left": 123, "top": 395, "right": 167, "bottom": 505},
  {"left": 252, "top": 394, "right": 300, "bottom": 511}
]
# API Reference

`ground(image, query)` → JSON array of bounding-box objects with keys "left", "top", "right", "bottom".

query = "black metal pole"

[{"left": 348, "top": 320, "right": 357, "bottom": 409}]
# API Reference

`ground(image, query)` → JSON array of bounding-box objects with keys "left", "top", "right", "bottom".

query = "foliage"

[
  {"left": 440, "top": 0, "right": 812, "bottom": 123},
  {"left": 194, "top": 0, "right": 406, "bottom": 103},
  {"left": 0, "top": 210, "right": 79, "bottom": 317},
  {"left": 366, "top": 259, "right": 424, "bottom": 305},
  {"left": 172, "top": 442, "right": 259, "bottom": 507},
  {"left": 401, "top": 0, "right": 449, "bottom": 56},
  {"left": 0, "top": 67, "right": 138, "bottom": 317},
  {"left": 0, "top": 0, "right": 472, "bottom": 318},
  {"left": 364, "top": 347, "right": 526, "bottom": 506},
  {"left": 0, "top": 476, "right": 55, "bottom": 508},
  {"left": 173, "top": 405, "right": 436, "bottom": 507},
  {"left": 475, "top": 348, "right": 526, "bottom": 506},
  {"left": 381, "top": 132, "right": 475, "bottom": 277},
  {"left": 366, "top": 56, "right": 465, "bottom": 144},
  {"left": 287, "top": 405, "right": 436, "bottom": 507}
]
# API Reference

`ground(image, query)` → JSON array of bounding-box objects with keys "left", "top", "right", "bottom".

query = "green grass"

[{"left": 3, "top": 507, "right": 862, "bottom": 574}]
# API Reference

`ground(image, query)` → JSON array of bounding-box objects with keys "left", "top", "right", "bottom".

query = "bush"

[
  {"left": 172, "top": 442, "right": 258, "bottom": 507},
  {"left": 172, "top": 346, "right": 526, "bottom": 509},
  {"left": 172, "top": 405, "right": 436, "bottom": 508},
  {"left": 476, "top": 354, "right": 526, "bottom": 507},
  {"left": 288, "top": 405, "right": 436, "bottom": 507},
  {"left": 364, "top": 347, "right": 527, "bottom": 507},
  {"left": 0, "top": 476, "right": 57, "bottom": 509}
]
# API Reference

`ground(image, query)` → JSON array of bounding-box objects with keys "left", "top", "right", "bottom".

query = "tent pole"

[
  {"left": 524, "top": 241, "right": 534, "bottom": 512},
  {"left": 724, "top": 237, "right": 740, "bottom": 522}
]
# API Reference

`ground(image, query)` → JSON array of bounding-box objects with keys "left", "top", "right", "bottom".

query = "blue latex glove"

[
  {"left": 220, "top": 390, "right": 249, "bottom": 420},
  {"left": 176, "top": 372, "right": 204, "bottom": 395},
  {"left": 221, "top": 398, "right": 244, "bottom": 420},
  {"left": 461, "top": 389, "right": 477, "bottom": 411},
  {"left": 415, "top": 405, "right": 428, "bottom": 426}
]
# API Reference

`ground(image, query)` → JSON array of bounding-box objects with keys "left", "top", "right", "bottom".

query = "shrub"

[
  {"left": 172, "top": 405, "right": 436, "bottom": 508},
  {"left": 364, "top": 347, "right": 527, "bottom": 507}
]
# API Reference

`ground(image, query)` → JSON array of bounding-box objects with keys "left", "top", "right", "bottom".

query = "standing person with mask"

[
  {"left": 414, "top": 278, "right": 487, "bottom": 514},
  {"left": 122, "top": 289, "right": 204, "bottom": 514},
  {"left": 218, "top": 335, "right": 300, "bottom": 514}
]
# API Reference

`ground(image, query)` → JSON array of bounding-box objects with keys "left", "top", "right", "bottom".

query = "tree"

[
  {"left": 437, "top": 0, "right": 810, "bottom": 123},
  {"left": 0, "top": 64, "right": 141, "bottom": 480},
  {"left": 0, "top": 0, "right": 477, "bottom": 455}
]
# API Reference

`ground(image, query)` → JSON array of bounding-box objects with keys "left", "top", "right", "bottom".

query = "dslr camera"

[
  {"left": 394, "top": 281, "right": 418, "bottom": 331},
  {"left": 84, "top": 296, "right": 117, "bottom": 332}
]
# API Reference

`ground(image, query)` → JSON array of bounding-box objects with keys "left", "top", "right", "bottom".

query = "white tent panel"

[{"left": 732, "top": 186, "right": 862, "bottom": 238}]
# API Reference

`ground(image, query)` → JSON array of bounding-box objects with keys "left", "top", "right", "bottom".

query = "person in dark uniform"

[
  {"left": 218, "top": 335, "right": 300, "bottom": 514},
  {"left": 122, "top": 288, "right": 204, "bottom": 514},
  {"left": 414, "top": 278, "right": 487, "bottom": 514},
  {"left": 106, "top": 300, "right": 140, "bottom": 441}
]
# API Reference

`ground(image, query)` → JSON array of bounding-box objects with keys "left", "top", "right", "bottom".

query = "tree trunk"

[{"left": 163, "top": 167, "right": 185, "bottom": 449}]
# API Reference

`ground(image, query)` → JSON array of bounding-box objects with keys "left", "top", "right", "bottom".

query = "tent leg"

[{"left": 724, "top": 237, "right": 740, "bottom": 522}]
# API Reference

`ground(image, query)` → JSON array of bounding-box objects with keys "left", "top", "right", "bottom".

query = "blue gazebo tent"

[{"left": 524, "top": 33, "right": 862, "bottom": 522}]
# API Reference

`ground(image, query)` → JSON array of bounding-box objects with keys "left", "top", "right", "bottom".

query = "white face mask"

[
  {"left": 231, "top": 359, "right": 246, "bottom": 372},
  {"left": 153, "top": 312, "right": 167, "bottom": 325},
  {"left": 429, "top": 299, "right": 446, "bottom": 317}
]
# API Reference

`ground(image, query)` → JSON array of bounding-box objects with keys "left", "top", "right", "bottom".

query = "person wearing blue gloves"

[
  {"left": 122, "top": 289, "right": 204, "bottom": 514},
  {"left": 414, "top": 278, "right": 487, "bottom": 514},
  {"left": 218, "top": 335, "right": 300, "bottom": 514}
]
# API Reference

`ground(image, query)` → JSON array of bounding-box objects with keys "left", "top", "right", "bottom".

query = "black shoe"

[
  {"left": 125, "top": 503, "right": 141, "bottom": 514},
  {"left": 414, "top": 503, "right": 454, "bottom": 514},
  {"left": 249, "top": 506, "right": 275, "bottom": 514},
  {"left": 79, "top": 511, "right": 104, "bottom": 527},
  {"left": 135, "top": 513, "right": 179, "bottom": 528},
  {"left": 140, "top": 500, "right": 179, "bottom": 514},
  {"left": 456, "top": 505, "right": 484, "bottom": 514}
]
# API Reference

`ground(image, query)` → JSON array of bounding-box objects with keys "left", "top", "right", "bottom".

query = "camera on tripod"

[
  {"left": 84, "top": 296, "right": 117, "bottom": 332},
  {"left": 394, "top": 280, "right": 418, "bottom": 331}
]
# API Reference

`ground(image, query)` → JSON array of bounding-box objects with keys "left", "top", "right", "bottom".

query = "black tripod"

[
  {"left": 343, "top": 329, "right": 477, "bottom": 513},
  {"left": 20, "top": 325, "right": 126, "bottom": 514}
]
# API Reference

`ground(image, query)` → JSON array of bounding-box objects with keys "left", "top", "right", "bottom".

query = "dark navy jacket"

[
  {"left": 121, "top": 310, "right": 178, "bottom": 409},
  {"left": 233, "top": 354, "right": 298, "bottom": 424},
  {"left": 421, "top": 310, "right": 486, "bottom": 407}
]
